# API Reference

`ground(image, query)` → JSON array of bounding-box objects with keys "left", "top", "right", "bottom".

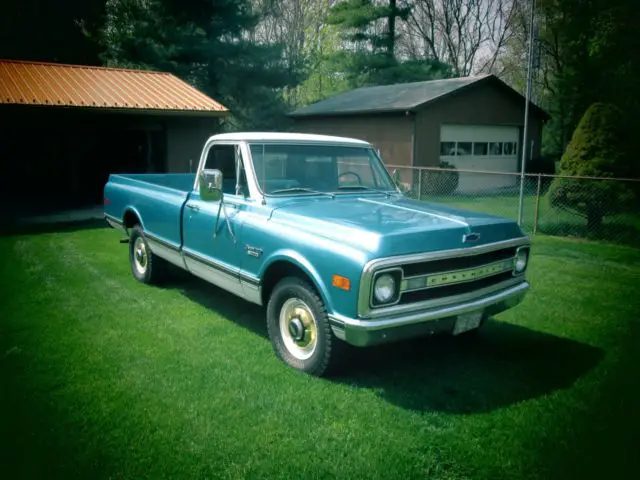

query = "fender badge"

[
  {"left": 245, "top": 245, "right": 263, "bottom": 258},
  {"left": 463, "top": 232, "right": 481, "bottom": 243}
]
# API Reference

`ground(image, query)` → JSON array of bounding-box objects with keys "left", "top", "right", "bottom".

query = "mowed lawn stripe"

[{"left": 1, "top": 228, "right": 639, "bottom": 479}]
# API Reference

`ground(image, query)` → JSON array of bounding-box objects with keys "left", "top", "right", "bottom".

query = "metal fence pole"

[
  {"left": 417, "top": 168, "right": 422, "bottom": 200},
  {"left": 533, "top": 174, "right": 542, "bottom": 234},
  {"left": 518, "top": 0, "right": 536, "bottom": 225}
]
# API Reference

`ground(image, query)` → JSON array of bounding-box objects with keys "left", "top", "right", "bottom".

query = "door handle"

[{"left": 186, "top": 203, "right": 200, "bottom": 212}]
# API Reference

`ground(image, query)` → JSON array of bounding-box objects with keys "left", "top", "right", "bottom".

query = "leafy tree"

[
  {"left": 325, "top": 0, "right": 451, "bottom": 87},
  {"left": 498, "top": 0, "right": 640, "bottom": 168},
  {"left": 548, "top": 102, "right": 635, "bottom": 231},
  {"left": 99, "top": 0, "right": 301, "bottom": 130}
]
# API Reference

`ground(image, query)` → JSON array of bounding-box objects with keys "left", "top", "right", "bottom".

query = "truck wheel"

[
  {"left": 129, "top": 225, "right": 166, "bottom": 285},
  {"left": 266, "top": 277, "right": 342, "bottom": 376}
]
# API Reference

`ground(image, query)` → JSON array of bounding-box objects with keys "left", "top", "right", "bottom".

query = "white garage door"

[{"left": 439, "top": 124, "right": 519, "bottom": 193}]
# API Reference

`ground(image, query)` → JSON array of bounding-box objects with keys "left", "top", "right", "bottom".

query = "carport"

[{"left": 0, "top": 60, "right": 229, "bottom": 215}]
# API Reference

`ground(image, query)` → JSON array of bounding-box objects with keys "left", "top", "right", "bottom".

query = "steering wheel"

[{"left": 338, "top": 170, "right": 363, "bottom": 185}]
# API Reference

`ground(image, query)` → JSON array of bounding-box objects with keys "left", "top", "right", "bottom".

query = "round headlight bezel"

[
  {"left": 514, "top": 246, "right": 529, "bottom": 274},
  {"left": 371, "top": 269, "right": 402, "bottom": 307}
]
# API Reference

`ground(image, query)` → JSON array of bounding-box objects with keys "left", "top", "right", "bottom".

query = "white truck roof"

[{"left": 208, "top": 132, "right": 370, "bottom": 145}]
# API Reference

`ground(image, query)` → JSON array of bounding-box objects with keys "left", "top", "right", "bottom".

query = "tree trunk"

[{"left": 388, "top": 0, "right": 396, "bottom": 58}]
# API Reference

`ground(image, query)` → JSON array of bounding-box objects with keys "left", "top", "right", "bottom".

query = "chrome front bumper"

[{"left": 328, "top": 281, "right": 529, "bottom": 347}]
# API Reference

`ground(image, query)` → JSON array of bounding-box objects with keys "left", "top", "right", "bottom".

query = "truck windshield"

[{"left": 248, "top": 143, "right": 397, "bottom": 195}]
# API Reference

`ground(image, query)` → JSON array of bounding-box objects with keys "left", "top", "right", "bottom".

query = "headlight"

[
  {"left": 373, "top": 273, "right": 397, "bottom": 304},
  {"left": 514, "top": 247, "right": 529, "bottom": 273}
]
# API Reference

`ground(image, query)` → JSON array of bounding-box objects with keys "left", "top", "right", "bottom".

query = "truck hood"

[{"left": 269, "top": 195, "right": 524, "bottom": 257}]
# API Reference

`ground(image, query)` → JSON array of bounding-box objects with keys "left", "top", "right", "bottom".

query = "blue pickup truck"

[{"left": 104, "top": 132, "right": 530, "bottom": 376}]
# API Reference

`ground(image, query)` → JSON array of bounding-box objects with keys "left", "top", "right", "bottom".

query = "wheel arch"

[
  {"left": 260, "top": 251, "right": 333, "bottom": 312},
  {"left": 123, "top": 207, "right": 144, "bottom": 233}
]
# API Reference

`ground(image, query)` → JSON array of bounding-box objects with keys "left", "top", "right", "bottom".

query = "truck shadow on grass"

[
  {"left": 165, "top": 271, "right": 603, "bottom": 414},
  {"left": 332, "top": 324, "right": 603, "bottom": 414}
]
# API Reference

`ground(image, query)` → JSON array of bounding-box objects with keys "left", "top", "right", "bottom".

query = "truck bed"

[
  {"left": 114, "top": 173, "right": 197, "bottom": 193},
  {"left": 104, "top": 173, "right": 197, "bottom": 250}
]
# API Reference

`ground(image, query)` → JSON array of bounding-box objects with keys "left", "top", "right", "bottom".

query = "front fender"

[{"left": 260, "top": 249, "right": 335, "bottom": 312}]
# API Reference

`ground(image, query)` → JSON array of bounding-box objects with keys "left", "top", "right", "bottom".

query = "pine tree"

[
  {"left": 326, "top": 0, "right": 450, "bottom": 87},
  {"left": 99, "top": 0, "right": 300, "bottom": 130}
]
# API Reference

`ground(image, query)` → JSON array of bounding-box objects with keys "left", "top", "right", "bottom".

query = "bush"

[
  {"left": 422, "top": 161, "right": 460, "bottom": 196},
  {"left": 548, "top": 102, "right": 635, "bottom": 230}
]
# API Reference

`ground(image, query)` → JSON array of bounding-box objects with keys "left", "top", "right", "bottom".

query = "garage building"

[
  {"left": 289, "top": 74, "right": 549, "bottom": 193},
  {"left": 0, "top": 60, "right": 228, "bottom": 215}
]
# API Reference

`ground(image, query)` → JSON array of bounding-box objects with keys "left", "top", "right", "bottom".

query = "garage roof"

[
  {"left": 0, "top": 60, "right": 229, "bottom": 115},
  {"left": 289, "top": 74, "right": 548, "bottom": 119}
]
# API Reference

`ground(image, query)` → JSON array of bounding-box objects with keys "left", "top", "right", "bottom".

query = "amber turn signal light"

[{"left": 332, "top": 274, "right": 351, "bottom": 291}]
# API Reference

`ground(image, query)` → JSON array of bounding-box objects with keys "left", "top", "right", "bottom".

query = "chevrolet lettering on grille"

[{"left": 419, "top": 259, "right": 515, "bottom": 289}]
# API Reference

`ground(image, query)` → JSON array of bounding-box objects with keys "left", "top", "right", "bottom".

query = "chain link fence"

[{"left": 390, "top": 165, "right": 640, "bottom": 247}]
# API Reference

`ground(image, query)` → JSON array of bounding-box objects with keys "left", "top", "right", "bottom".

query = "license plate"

[{"left": 453, "top": 311, "right": 483, "bottom": 335}]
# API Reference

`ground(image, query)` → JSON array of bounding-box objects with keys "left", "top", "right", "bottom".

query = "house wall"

[
  {"left": 292, "top": 113, "right": 414, "bottom": 167},
  {"left": 414, "top": 81, "right": 543, "bottom": 169},
  {"left": 165, "top": 117, "right": 220, "bottom": 173}
]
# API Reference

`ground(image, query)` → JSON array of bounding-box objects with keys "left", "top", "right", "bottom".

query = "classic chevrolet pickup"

[{"left": 104, "top": 132, "right": 530, "bottom": 376}]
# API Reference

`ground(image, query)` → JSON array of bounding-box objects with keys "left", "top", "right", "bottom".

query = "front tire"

[
  {"left": 129, "top": 225, "right": 166, "bottom": 285},
  {"left": 266, "top": 277, "right": 342, "bottom": 376}
]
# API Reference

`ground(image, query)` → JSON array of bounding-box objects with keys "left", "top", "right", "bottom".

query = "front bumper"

[{"left": 328, "top": 281, "right": 529, "bottom": 347}]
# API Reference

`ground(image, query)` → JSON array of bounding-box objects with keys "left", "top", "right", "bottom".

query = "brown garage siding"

[
  {"left": 414, "top": 81, "right": 543, "bottom": 168},
  {"left": 165, "top": 118, "right": 220, "bottom": 172},
  {"left": 293, "top": 114, "right": 414, "bottom": 168}
]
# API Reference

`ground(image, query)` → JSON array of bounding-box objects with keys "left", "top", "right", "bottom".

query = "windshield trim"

[{"left": 246, "top": 141, "right": 401, "bottom": 199}]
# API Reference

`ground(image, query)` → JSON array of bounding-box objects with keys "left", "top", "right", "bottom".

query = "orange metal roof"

[{"left": 0, "top": 60, "right": 229, "bottom": 114}]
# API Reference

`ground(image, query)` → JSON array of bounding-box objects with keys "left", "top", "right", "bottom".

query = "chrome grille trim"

[{"left": 358, "top": 236, "right": 531, "bottom": 318}]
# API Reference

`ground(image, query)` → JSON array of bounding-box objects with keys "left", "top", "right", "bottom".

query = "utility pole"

[{"left": 518, "top": 0, "right": 536, "bottom": 226}]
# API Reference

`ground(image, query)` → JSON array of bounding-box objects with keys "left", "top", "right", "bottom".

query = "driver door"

[{"left": 182, "top": 142, "right": 249, "bottom": 297}]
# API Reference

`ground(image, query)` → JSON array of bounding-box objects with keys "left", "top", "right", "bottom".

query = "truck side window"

[{"left": 204, "top": 144, "right": 249, "bottom": 197}]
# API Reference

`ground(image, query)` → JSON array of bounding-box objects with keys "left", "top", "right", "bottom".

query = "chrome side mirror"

[{"left": 199, "top": 169, "right": 223, "bottom": 202}]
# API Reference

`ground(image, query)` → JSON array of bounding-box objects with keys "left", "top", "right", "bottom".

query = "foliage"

[
  {"left": 325, "top": 0, "right": 452, "bottom": 88},
  {"left": 500, "top": 0, "right": 640, "bottom": 166},
  {"left": 548, "top": 102, "right": 635, "bottom": 229},
  {"left": 400, "top": 0, "right": 520, "bottom": 76},
  {"left": 98, "top": 0, "right": 301, "bottom": 130}
]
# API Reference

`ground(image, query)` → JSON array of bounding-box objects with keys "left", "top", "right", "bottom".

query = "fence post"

[
  {"left": 533, "top": 174, "right": 542, "bottom": 234},
  {"left": 417, "top": 168, "right": 422, "bottom": 200}
]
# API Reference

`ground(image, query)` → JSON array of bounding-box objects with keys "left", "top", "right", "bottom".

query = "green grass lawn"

[
  {"left": 2, "top": 226, "right": 640, "bottom": 479},
  {"left": 421, "top": 192, "right": 640, "bottom": 247}
]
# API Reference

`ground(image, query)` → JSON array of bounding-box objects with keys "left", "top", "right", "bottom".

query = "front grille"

[
  {"left": 398, "top": 271, "right": 514, "bottom": 305},
  {"left": 401, "top": 247, "right": 517, "bottom": 277}
]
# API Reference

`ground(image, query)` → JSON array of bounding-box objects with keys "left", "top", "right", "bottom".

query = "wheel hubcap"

[
  {"left": 279, "top": 298, "right": 317, "bottom": 360},
  {"left": 133, "top": 237, "right": 148, "bottom": 275}
]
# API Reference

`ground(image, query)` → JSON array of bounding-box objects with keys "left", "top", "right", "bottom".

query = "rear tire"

[
  {"left": 129, "top": 225, "right": 167, "bottom": 285},
  {"left": 266, "top": 277, "right": 343, "bottom": 376}
]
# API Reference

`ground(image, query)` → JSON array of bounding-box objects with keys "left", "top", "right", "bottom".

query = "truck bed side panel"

[{"left": 104, "top": 174, "right": 190, "bottom": 255}]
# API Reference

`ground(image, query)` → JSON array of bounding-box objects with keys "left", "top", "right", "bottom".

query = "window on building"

[
  {"left": 473, "top": 142, "right": 488, "bottom": 155},
  {"left": 488, "top": 142, "right": 503, "bottom": 155},
  {"left": 457, "top": 142, "right": 472, "bottom": 155},
  {"left": 503, "top": 142, "right": 517, "bottom": 155},
  {"left": 440, "top": 142, "right": 456, "bottom": 156}
]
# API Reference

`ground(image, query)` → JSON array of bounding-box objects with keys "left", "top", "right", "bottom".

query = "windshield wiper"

[
  {"left": 336, "top": 185, "right": 392, "bottom": 197},
  {"left": 269, "top": 187, "right": 335, "bottom": 198}
]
